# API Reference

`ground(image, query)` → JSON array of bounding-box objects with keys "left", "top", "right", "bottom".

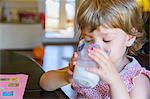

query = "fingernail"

[
  {"left": 93, "top": 47, "right": 96, "bottom": 50},
  {"left": 91, "top": 47, "right": 94, "bottom": 50},
  {"left": 74, "top": 53, "right": 77, "bottom": 58},
  {"left": 73, "top": 61, "right": 76, "bottom": 65},
  {"left": 88, "top": 49, "right": 91, "bottom": 52},
  {"left": 73, "top": 52, "right": 77, "bottom": 58}
]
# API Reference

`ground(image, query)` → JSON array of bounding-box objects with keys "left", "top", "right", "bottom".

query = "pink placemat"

[{"left": 0, "top": 74, "right": 28, "bottom": 99}]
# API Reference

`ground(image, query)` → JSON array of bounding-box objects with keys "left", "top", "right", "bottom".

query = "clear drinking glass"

[{"left": 73, "top": 40, "right": 100, "bottom": 88}]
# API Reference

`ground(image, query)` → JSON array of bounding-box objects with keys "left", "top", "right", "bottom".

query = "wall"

[{"left": 0, "top": 24, "right": 43, "bottom": 49}]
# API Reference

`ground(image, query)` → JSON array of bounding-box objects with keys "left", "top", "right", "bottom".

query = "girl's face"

[{"left": 82, "top": 26, "right": 136, "bottom": 64}]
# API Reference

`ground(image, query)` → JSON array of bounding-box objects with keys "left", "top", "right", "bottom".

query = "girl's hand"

[
  {"left": 87, "top": 48, "right": 120, "bottom": 84},
  {"left": 67, "top": 52, "right": 78, "bottom": 83}
]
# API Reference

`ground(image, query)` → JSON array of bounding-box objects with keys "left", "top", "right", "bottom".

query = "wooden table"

[{"left": 0, "top": 50, "right": 69, "bottom": 99}]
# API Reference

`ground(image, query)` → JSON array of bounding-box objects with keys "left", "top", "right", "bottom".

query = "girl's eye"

[{"left": 103, "top": 39, "right": 111, "bottom": 43}]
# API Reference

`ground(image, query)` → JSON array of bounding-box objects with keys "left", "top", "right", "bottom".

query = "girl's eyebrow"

[
  {"left": 96, "top": 27, "right": 122, "bottom": 38},
  {"left": 100, "top": 27, "right": 123, "bottom": 34},
  {"left": 105, "top": 33, "right": 116, "bottom": 37},
  {"left": 81, "top": 27, "right": 120, "bottom": 39}
]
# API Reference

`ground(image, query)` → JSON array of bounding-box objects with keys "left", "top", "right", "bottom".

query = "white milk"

[
  {"left": 73, "top": 60, "right": 100, "bottom": 88},
  {"left": 73, "top": 40, "right": 100, "bottom": 88}
]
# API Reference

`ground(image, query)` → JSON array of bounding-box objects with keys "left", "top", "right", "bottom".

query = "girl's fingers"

[
  {"left": 68, "top": 52, "right": 79, "bottom": 83},
  {"left": 71, "top": 52, "right": 78, "bottom": 61},
  {"left": 93, "top": 49, "right": 109, "bottom": 66},
  {"left": 88, "top": 49, "right": 108, "bottom": 69},
  {"left": 93, "top": 48, "right": 109, "bottom": 59},
  {"left": 69, "top": 52, "right": 78, "bottom": 71},
  {"left": 69, "top": 79, "right": 74, "bottom": 84},
  {"left": 69, "top": 61, "right": 76, "bottom": 71},
  {"left": 71, "top": 52, "right": 78, "bottom": 63},
  {"left": 67, "top": 69, "right": 73, "bottom": 75},
  {"left": 73, "top": 52, "right": 78, "bottom": 59},
  {"left": 67, "top": 69, "right": 74, "bottom": 83}
]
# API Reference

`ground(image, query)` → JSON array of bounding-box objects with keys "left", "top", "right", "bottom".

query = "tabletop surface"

[{"left": 0, "top": 50, "right": 69, "bottom": 99}]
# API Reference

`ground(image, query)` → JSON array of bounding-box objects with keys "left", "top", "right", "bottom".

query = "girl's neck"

[{"left": 115, "top": 55, "right": 130, "bottom": 72}]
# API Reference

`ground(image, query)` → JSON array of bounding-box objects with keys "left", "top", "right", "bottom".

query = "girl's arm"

[
  {"left": 130, "top": 74, "right": 150, "bottom": 99},
  {"left": 39, "top": 67, "right": 69, "bottom": 91},
  {"left": 109, "top": 75, "right": 130, "bottom": 99},
  {"left": 40, "top": 52, "right": 77, "bottom": 91},
  {"left": 104, "top": 74, "right": 150, "bottom": 99}
]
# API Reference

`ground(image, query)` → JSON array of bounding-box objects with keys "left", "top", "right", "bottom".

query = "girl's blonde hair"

[{"left": 76, "top": 0, "right": 146, "bottom": 55}]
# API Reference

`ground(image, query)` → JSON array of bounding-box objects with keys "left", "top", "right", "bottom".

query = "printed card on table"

[{"left": 0, "top": 74, "right": 28, "bottom": 99}]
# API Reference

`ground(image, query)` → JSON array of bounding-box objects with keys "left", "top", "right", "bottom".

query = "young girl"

[{"left": 40, "top": 0, "right": 150, "bottom": 98}]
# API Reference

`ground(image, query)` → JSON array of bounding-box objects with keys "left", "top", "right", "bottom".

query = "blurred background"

[
  {"left": 0, "top": 0, "right": 149, "bottom": 70},
  {"left": 0, "top": 0, "right": 149, "bottom": 98}
]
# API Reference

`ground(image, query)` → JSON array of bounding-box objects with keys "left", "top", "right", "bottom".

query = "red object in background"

[
  {"left": 18, "top": 12, "right": 36, "bottom": 23},
  {"left": 32, "top": 46, "right": 44, "bottom": 65},
  {"left": 39, "top": 12, "right": 45, "bottom": 30}
]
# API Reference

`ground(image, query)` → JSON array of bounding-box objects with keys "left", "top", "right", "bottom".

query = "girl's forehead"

[
  {"left": 80, "top": 27, "right": 127, "bottom": 40},
  {"left": 83, "top": 26, "right": 124, "bottom": 35}
]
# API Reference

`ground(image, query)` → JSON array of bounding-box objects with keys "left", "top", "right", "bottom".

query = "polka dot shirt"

[{"left": 72, "top": 56, "right": 150, "bottom": 99}]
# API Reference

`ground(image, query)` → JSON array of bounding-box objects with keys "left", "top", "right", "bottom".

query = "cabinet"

[
  {"left": 0, "top": 0, "right": 43, "bottom": 49},
  {"left": 0, "top": 0, "right": 39, "bottom": 23}
]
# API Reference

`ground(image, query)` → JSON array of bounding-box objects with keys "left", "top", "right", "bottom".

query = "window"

[{"left": 45, "top": 0, "right": 76, "bottom": 38}]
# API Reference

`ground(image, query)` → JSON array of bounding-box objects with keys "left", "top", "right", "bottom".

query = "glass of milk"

[{"left": 73, "top": 39, "right": 100, "bottom": 88}]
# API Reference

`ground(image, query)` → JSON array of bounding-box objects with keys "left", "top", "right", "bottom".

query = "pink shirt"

[{"left": 72, "top": 56, "right": 150, "bottom": 99}]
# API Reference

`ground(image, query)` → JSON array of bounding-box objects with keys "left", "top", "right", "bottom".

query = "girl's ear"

[{"left": 126, "top": 35, "right": 136, "bottom": 47}]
